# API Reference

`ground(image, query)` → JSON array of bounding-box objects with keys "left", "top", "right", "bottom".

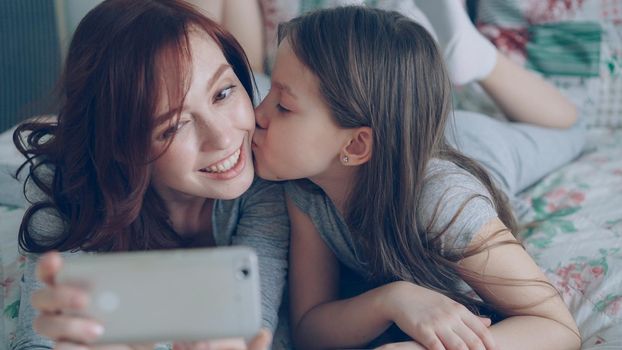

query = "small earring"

[{"left": 342, "top": 155, "right": 349, "bottom": 164}]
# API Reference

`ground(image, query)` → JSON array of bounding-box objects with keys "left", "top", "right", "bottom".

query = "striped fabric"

[
  {"left": 477, "top": 0, "right": 527, "bottom": 27},
  {"left": 471, "top": 0, "right": 622, "bottom": 128},
  {"left": 526, "top": 21, "right": 602, "bottom": 77}
]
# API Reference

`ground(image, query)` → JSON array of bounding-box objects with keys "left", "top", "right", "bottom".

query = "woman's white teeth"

[{"left": 203, "top": 149, "right": 240, "bottom": 173}]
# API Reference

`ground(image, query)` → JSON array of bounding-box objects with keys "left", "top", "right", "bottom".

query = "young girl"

[
  {"left": 11, "top": 1, "right": 287, "bottom": 349},
  {"left": 252, "top": 4, "right": 583, "bottom": 350}
]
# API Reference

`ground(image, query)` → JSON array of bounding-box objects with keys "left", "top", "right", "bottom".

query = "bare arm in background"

[{"left": 187, "top": 0, "right": 265, "bottom": 73}]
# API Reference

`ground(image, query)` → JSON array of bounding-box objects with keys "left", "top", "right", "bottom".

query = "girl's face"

[
  {"left": 150, "top": 31, "right": 255, "bottom": 201},
  {"left": 253, "top": 40, "right": 351, "bottom": 182}
]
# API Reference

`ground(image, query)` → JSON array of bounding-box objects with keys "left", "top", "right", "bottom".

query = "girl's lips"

[{"left": 251, "top": 130, "right": 263, "bottom": 148}]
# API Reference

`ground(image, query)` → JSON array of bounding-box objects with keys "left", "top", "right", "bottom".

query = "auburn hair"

[{"left": 14, "top": 0, "right": 254, "bottom": 252}]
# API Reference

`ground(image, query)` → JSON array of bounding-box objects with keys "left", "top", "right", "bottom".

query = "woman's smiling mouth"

[
  {"left": 200, "top": 148, "right": 241, "bottom": 173},
  {"left": 198, "top": 143, "right": 247, "bottom": 180}
]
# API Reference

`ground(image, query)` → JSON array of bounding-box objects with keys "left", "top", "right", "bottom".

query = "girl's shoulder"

[
  {"left": 421, "top": 158, "right": 496, "bottom": 213},
  {"left": 423, "top": 158, "right": 490, "bottom": 194},
  {"left": 420, "top": 159, "right": 498, "bottom": 256}
]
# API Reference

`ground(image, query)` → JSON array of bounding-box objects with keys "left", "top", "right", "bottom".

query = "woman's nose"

[{"left": 199, "top": 120, "right": 232, "bottom": 150}]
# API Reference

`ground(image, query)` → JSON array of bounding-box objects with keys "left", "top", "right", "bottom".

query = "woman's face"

[
  {"left": 150, "top": 31, "right": 255, "bottom": 201},
  {"left": 252, "top": 40, "right": 351, "bottom": 182}
]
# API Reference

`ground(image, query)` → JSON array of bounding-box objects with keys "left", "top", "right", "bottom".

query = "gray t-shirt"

[
  {"left": 11, "top": 177, "right": 289, "bottom": 350},
  {"left": 284, "top": 158, "right": 498, "bottom": 281}
]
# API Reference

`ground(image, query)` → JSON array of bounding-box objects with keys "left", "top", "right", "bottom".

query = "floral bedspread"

[
  {"left": 516, "top": 127, "right": 622, "bottom": 349},
  {"left": 1, "top": 128, "right": 621, "bottom": 349}
]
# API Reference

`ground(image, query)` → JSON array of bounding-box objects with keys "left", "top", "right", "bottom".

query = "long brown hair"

[
  {"left": 13, "top": 0, "right": 254, "bottom": 253},
  {"left": 279, "top": 6, "right": 519, "bottom": 317}
]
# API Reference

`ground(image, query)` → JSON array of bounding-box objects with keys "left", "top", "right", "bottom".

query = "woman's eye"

[
  {"left": 276, "top": 104, "right": 290, "bottom": 113},
  {"left": 214, "top": 85, "right": 235, "bottom": 102},
  {"left": 161, "top": 122, "right": 185, "bottom": 139}
]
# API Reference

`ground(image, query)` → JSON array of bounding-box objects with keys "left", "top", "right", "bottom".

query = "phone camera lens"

[{"left": 237, "top": 267, "right": 250, "bottom": 279}]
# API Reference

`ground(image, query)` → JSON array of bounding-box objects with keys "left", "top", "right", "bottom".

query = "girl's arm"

[
  {"left": 288, "top": 197, "right": 494, "bottom": 350},
  {"left": 221, "top": 0, "right": 265, "bottom": 73},
  {"left": 459, "top": 217, "right": 581, "bottom": 350},
  {"left": 288, "top": 195, "right": 383, "bottom": 348}
]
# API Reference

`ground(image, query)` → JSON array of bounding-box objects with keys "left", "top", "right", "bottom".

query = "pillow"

[
  {"left": 0, "top": 126, "right": 27, "bottom": 208},
  {"left": 463, "top": 0, "right": 622, "bottom": 128}
]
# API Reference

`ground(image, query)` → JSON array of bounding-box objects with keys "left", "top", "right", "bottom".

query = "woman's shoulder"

[
  {"left": 283, "top": 178, "right": 325, "bottom": 210},
  {"left": 212, "top": 177, "right": 289, "bottom": 245},
  {"left": 243, "top": 176, "right": 283, "bottom": 195},
  {"left": 231, "top": 177, "right": 287, "bottom": 208},
  {"left": 22, "top": 164, "right": 66, "bottom": 247}
]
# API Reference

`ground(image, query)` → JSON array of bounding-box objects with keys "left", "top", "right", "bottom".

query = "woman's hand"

[
  {"left": 172, "top": 329, "right": 272, "bottom": 350},
  {"left": 384, "top": 281, "right": 496, "bottom": 350},
  {"left": 31, "top": 252, "right": 154, "bottom": 350}
]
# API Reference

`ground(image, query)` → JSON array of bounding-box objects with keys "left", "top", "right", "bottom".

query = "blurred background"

[{"left": 0, "top": 0, "right": 101, "bottom": 132}]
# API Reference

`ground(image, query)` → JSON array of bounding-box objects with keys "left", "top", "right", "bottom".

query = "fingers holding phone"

[
  {"left": 35, "top": 251, "right": 62, "bottom": 285},
  {"left": 247, "top": 329, "right": 272, "bottom": 350},
  {"left": 32, "top": 247, "right": 262, "bottom": 347},
  {"left": 31, "top": 251, "right": 106, "bottom": 345}
]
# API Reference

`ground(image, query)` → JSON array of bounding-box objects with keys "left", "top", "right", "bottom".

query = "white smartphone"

[{"left": 57, "top": 246, "right": 262, "bottom": 344}]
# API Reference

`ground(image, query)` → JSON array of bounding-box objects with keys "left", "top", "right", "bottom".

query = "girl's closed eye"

[
  {"left": 214, "top": 84, "right": 236, "bottom": 102},
  {"left": 276, "top": 103, "right": 291, "bottom": 113}
]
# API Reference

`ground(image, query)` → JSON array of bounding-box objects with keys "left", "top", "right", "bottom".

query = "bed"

[
  {"left": 457, "top": 0, "right": 622, "bottom": 347},
  {"left": 1, "top": 121, "right": 620, "bottom": 350},
  {"left": 515, "top": 127, "right": 622, "bottom": 348}
]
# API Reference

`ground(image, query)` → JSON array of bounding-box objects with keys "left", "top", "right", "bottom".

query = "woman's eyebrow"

[
  {"left": 155, "top": 63, "right": 232, "bottom": 122},
  {"left": 155, "top": 107, "right": 182, "bottom": 125},
  {"left": 205, "top": 63, "right": 232, "bottom": 93}
]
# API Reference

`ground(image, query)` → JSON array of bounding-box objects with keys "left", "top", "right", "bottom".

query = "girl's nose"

[{"left": 254, "top": 101, "right": 269, "bottom": 129}]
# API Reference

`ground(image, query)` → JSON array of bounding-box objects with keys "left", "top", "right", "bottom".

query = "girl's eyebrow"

[
  {"left": 155, "top": 63, "right": 232, "bottom": 122},
  {"left": 273, "top": 81, "right": 298, "bottom": 100}
]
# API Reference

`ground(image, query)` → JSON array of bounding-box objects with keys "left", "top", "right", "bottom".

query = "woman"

[{"left": 11, "top": 1, "right": 288, "bottom": 349}]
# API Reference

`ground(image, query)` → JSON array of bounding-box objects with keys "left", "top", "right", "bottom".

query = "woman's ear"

[{"left": 340, "top": 127, "right": 373, "bottom": 166}]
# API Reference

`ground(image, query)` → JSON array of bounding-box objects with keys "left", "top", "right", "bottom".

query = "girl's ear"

[{"left": 341, "top": 127, "right": 373, "bottom": 166}]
